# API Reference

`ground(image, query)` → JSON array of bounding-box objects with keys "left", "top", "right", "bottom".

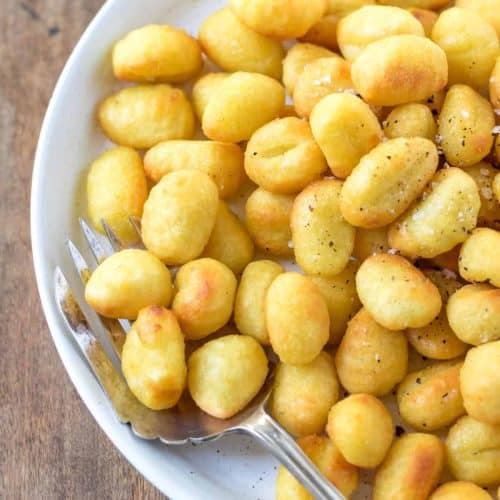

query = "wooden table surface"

[{"left": 0, "top": 1, "right": 163, "bottom": 498}]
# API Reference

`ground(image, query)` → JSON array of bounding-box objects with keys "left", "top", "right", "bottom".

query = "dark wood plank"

[{"left": 0, "top": 1, "right": 164, "bottom": 498}]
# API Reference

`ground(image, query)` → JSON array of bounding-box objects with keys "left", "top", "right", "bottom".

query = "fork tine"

[
  {"left": 128, "top": 216, "right": 144, "bottom": 246},
  {"left": 101, "top": 219, "right": 123, "bottom": 252},
  {"left": 54, "top": 267, "right": 139, "bottom": 424},
  {"left": 66, "top": 239, "right": 128, "bottom": 357},
  {"left": 79, "top": 217, "right": 113, "bottom": 263}
]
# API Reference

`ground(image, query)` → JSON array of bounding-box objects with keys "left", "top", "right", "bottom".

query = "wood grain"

[{"left": 0, "top": 1, "right": 164, "bottom": 498}]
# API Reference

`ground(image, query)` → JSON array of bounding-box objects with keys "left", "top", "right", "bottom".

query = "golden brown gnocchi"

[
  {"left": 269, "top": 352, "right": 339, "bottom": 437},
  {"left": 309, "top": 260, "right": 361, "bottom": 345},
  {"left": 432, "top": 8, "right": 499, "bottom": 90},
  {"left": 340, "top": 137, "right": 438, "bottom": 228},
  {"left": 98, "top": 84, "right": 195, "bottom": 149},
  {"left": 276, "top": 435, "right": 359, "bottom": 499},
  {"left": 374, "top": 433, "right": 445, "bottom": 500},
  {"left": 244, "top": 117, "right": 327, "bottom": 194},
  {"left": 112, "top": 25, "right": 202, "bottom": 84},
  {"left": 438, "top": 85, "right": 495, "bottom": 168},
  {"left": 122, "top": 306, "right": 186, "bottom": 410},
  {"left": 447, "top": 284, "right": 500, "bottom": 345},
  {"left": 234, "top": 260, "right": 284, "bottom": 344},
  {"left": 202, "top": 72, "right": 285, "bottom": 143},
  {"left": 388, "top": 168, "right": 481, "bottom": 259},
  {"left": 335, "top": 308, "right": 408, "bottom": 396},
  {"left": 202, "top": 201, "right": 255, "bottom": 275},
  {"left": 446, "top": 416, "right": 500, "bottom": 486},
  {"left": 266, "top": 272, "right": 329, "bottom": 365},
  {"left": 141, "top": 170, "right": 219, "bottom": 265},
  {"left": 459, "top": 228, "right": 500, "bottom": 287},
  {"left": 198, "top": 9, "right": 285, "bottom": 80},
  {"left": 351, "top": 34, "right": 448, "bottom": 106},
  {"left": 337, "top": 5, "right": 424, "bottom": 62},
  {"left": 460, "top": 340, "right": 500, "bottom": 425},
  {"left": 85, "top": 249, "right": 172, "bottom": 320},
  {"left": 143, "top": 140, "right": 245, "bottom": 199},
  {"left": 310, "top": 92, "right": 383, "bottom": 179},
  {"left": 293, "top": 57, "right": 354, "bottom": 118},
  {"left": 356, "top": 254, "right": 442, "bottom": 330},
  {"left": 327, "top": 394, "right": 393, "bottom": 468},
  {"left": 429, "top": 481, "right": 493, "bottom": 500},
  {"left": 245, "top": 188, "right": 294, "bottom": 256},
  {"left": 397, "top": 361, "right": 465, "bottom": 431},
  {"left": 187, "top": 335, "right": 268, "bottom": 419},
  {"left": 86, "top": 147, "right": 148, "bottom": 245},
  {"left": 291, "top": 179, "right": 356, "bottom": 278},
  {"left": 229, "top": 0, "right": 328, "bottom": 40},
  {"left": 172, "top": 258, "right": 237, "bottom": 341}
]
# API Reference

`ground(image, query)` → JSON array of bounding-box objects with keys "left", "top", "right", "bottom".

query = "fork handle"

[{"left": 239, "top": 411, "right": 345, "bottom": 500}]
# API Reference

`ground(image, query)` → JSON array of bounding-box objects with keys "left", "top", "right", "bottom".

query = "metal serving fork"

[{"left": 54, "top": 218, "right": 345, "bottom": 500}]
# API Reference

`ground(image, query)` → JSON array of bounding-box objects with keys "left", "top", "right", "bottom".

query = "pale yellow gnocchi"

[
  {"left": 447, "top": 284, "right": 500, "bottom": 345},
  {"left": 85, "top": 249, "right": 172, "bottom": 320},
  {"left": 202, "top": 72, "right": 285, "bottom": 143},
  {"left": 144, "top": 140, "right": 245, "bottom": 199},
  {"left": 337, "top": 5, "right": 424, "bottom": 62},
  {"left": 310, "top": 92, "right": 383, "bottom": 179},
  {"left": 229, "top": 0, "right": 328, "bottom": 40},
  {"left": 122, "top": 306, "right": 186, "bottom": 410},
  {"left": 335, "top": 308, "right": 408, "bottom": 396},
  {"left": 388, "top": 167, "right": 481, "bottom": 259},
  {"left": 244, "top": 117, "right": 327, "bottom": 194},
  {"left": 199, "top": 9, "right": 285, "bottom": 80},
  {"left": 460, "top": 340, "right": 500, "bottom": 425},
  {"left": 438, "top": 85, "right": 495, "bottom": 168},
  {"left": 291, "top": 179, "right": 356, "bottom": 278},
  {"left": 112, "top": 25, "right": 202, "bottom": 84},
  {"left": 459, "top": 228, "right": 500, "bottom": 287},
  {"left": 353, "top": 227, "right": 390, "bottom": 262},
  {"left": 456, "top": 0, "right": 500, "bottom": 38},
  {"left": 356, "top": 254, "right": 442, "bottom": 330},
  {"left": 234, "top": 260, "right": 284, "bottom": 344},
  {"left": 432, "top": 7, "right": 499, "bottom": 90},
  {"left": 98, "top": 84, "right": 195, "bottom": 149},
  {"left": 192, "top": 72, "right": 230, "bottom": 122},
  {"left": 446, "top": 416, "right": 500, "bottom": 486},
  {"left": 407, "top": 7, "right": 438, "bottom": 37},
  {"left": 327, "top": 394, "right": 393, "bottom": 468},
  {"left": 141, "top": 170, "right": 219, "bottom": 265},
  {"left": 309, "top": 260, "right": 361, "bottom": 344},
  {"left": 340, "top": 137, "right": 438, "bottom": 228},
  {"left": 266, "top": 272, "right": 329, "bottom": 365},
  {"left": 491, "top": 56, "right": 500, "bottom": 108},
  {"left": 187, "top": 335, "right": 268, "bottom": 419},
  {"left": 202, "top": 201, "right": 255, "bottom": 275},
  {"left": 172, "top": 258, "right": 237, "bottom": 341},
  {"left": 270, "top": 352, "right": 339, "bottom": 437},
  {"left": 383, "top": 103, "right": 437, "bottom": 140},
  {"left": 86, "top": 147, "right": 148, "bottom": 245}
]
